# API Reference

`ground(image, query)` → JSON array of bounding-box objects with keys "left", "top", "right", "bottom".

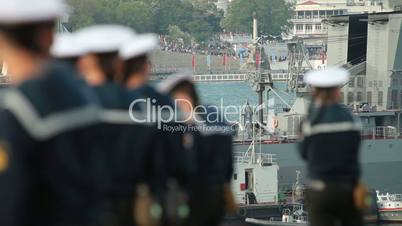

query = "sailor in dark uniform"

[
  {"left": 299, "top": 67, "right": 363, "bottom": 226},
  {"left": 73, "top": 25, "right": 164, "bottom": 226},
  {"left": 158, "top": 74, "right": 236, "bottom": 226},
  {"left": 119, "top": 35, "right": 192, "bottom": 226},
  {"left": 0, "top": 1, "right": 111, "bottom": 225}
]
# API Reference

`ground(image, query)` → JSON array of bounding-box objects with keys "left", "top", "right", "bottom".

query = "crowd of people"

[
  {"left": 158, "top": 35, "right": 237, "bottom": 57},
  {"left": 0, "top": 1, "right": 367, "bottom": 226}
]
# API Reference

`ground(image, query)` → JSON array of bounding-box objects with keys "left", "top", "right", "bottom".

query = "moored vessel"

[{"left": 377, "top": 190, "right": 402, "bottom": 222}]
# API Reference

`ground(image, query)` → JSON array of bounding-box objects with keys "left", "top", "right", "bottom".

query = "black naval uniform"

[
  {"left": 91, "top": 81, "right": 161, "bottom": 226},
  {"left": 299, "top": 103, "right": 363, "bottom": 226},
  {"left": 128, "top": 84, "right": 192, "bottom": 185},
  {"left": 187, "top": 106, "right": 234, "bottom": 226},
  {"left": 0, "top": 63, "right": 105, "bottom": 226},
  {"left": 128, "top": 84, "right": 192, "bottom": 226}
]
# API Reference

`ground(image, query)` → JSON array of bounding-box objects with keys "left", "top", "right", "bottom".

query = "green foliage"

[
  {"left": 114, "top": 1, "right": 153, "bottom": 33},
  {"left": 166, "top": 25, "right": 192, "bottom": 46},
  {"left": 66, "top": 0, "right": 292, "bottom": 42},
  {"left": 222, "top": 0, "right": 293, "bottom": 35},
  {"left": 66, "top": 0, "right": 223, "bottom": 42}
]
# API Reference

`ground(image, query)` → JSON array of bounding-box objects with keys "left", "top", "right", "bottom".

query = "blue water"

[
  {"left": 196, "top": 82, "right": 258, "bottom": 107},
  {"left": 195, "top": 81, "right": 296, "bottom": 117}
]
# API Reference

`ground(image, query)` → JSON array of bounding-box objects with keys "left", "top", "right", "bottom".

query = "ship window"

[
  {"left": 357, "top": 77, "right": 364, "bottom": 88},
  {"left": 367, "top": 92, "right": 372, "bottom": 104},
  {"left": 306, "top": 25, "right": 312, "bottom": 32},
  {"left": 234, "top": 174, "right": 237, "bottom": 180},
  {"left": 347, "top": 92, "right": 354, "bottom": 104},
  {"left": 378, "top": 91, "right": 383, "bottom": 106},
  {"left": 392, "top": 90, "right": 398, "bottom": 109},
  {"left": 315, "top": 24, "right": 321, "bottom": 30},
  {"left": 357, "top": 92, "right": 362, "bottom": 102},
  {"left": 349, "top": 78, "right": 355, "bottom": 87}
]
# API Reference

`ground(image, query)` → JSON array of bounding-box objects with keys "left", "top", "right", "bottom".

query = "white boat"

[
  {"left": 377, "top": 190, "right": 402, "bottom": 222},
  {"left": 243, "top": 171, "right": 308, "bottom": 226}
]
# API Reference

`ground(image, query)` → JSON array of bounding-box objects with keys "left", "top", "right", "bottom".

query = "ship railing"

[
  {"left": 233, "top": 151, "right": 277, "bottom": 164},
  {"left": 362, "top": 126, "right": 398, "bottom": 139},
  {"left": 236, "top": 191, "right": 279, "bottom": 205}
]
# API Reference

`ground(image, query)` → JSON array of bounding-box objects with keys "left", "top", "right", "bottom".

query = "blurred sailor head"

[
  {"left": 51, "top": 33, "right": 85, "bottom": 71},
  {"left": 158, "top": 72, "right": 198, "bottom": 114},
  {"left": 304, "top": 67, "right": 349, "bottom": 105},
  {"left": 119, "top": 33, "right": 158, "bottom": 89},
  {"left": 0, "top": 0, "right": 67, "bottom": 84},
  {"left": 74, "top": 25, "right": 135, "bottom": 86}
]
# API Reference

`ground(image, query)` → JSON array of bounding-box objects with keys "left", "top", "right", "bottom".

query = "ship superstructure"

[{"left": 232, "top": 10, "right": 402, "bottom": 194}]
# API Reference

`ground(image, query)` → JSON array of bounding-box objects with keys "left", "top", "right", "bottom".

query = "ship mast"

[
  {"left": 287, "top": 39, "right": 312, "bottom": 95},
  {"left": 245, "top": 12, "right": 273, "bottom": 125}
]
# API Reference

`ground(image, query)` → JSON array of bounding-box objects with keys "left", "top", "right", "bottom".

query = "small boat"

[
  {"left": 245, "top": 217, "right": 307, "bottom": 226},
  {"left": 244, "top": 171, "right": 308, "bottom": 226},
  {"left": 245, "top": 203, "right": 307, "bottom": 226},
  {"left": 377, "top": 190, "right": 402, "bottom": 222}
]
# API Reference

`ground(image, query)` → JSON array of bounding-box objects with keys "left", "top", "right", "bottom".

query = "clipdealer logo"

[{"left": 128, "top": 98, "right": 263, "bottom": 132}]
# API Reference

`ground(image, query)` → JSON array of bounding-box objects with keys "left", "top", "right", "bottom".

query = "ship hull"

[
  {"left": 234, "top": 139, "right": 402, "bottom": 192},
  {"left": 379, "top": 210, "right": 402, "bottom": 222}
]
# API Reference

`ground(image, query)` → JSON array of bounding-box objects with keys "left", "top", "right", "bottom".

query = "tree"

[
  {"left": 66, "top": 0, "right": 224, "bottom": 42},
  {"left": 115, "top": 1, "right": 154, "bottom": 33},
  {"left": 151, "top": 0, "right": 194, "bottom": 34},
  {"left": 221, "top": 0, "right": 293, "bottom": 36},
  {"left": 166, "top": 25, "right": 192, "bottom": 46}
]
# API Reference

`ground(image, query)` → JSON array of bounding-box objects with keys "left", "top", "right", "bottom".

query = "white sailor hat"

[
  {"left": 51, "top": 34, "right": 85, "bottom": 58},
  {"left": 304, "top": 67, "right": 350, "bottom": 88},
  {"left": 119, "top": 34, "right": 158, "bottom": 60},
  {"left": 0, "top": 0, "right": 68, "bottom": 24},
  {"left": 158, "top": 71, "right": 194, "bottom": 94},
  {"left": 74, "top": 25, "right": 135, "bottom": 54}
]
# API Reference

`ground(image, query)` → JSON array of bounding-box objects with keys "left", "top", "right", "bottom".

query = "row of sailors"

[{"left": 0, "top": 0, "right": 235, "bottom": 226}]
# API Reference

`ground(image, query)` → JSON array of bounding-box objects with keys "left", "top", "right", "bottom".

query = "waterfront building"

[{"left": 289, "top": 0, "right": 398, "bottom": 42}]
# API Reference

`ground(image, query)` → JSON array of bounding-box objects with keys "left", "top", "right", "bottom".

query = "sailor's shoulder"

[
  {"left": 143, "top": 85, "right": 173, "bottom": 106},
  {"left": 0, "top": 81, "right": 99, "bottom": 140},
  {"left": 331, "top": 104, "right": 355, "bottom": 122},
  {"left": 19, "top": 75, "right": 92, "bottom": 117},
  {"left": 93, "top": 83, "right": 131, "bottom": 110}
]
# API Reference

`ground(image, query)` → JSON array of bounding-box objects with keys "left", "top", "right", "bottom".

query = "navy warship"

[{"left": 230, "top": 10, "right": 402, "bottom": 197}]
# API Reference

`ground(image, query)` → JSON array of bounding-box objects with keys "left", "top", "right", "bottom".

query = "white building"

[{"left": 289, "top": 0, "right": 397, "bottom": 41}]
